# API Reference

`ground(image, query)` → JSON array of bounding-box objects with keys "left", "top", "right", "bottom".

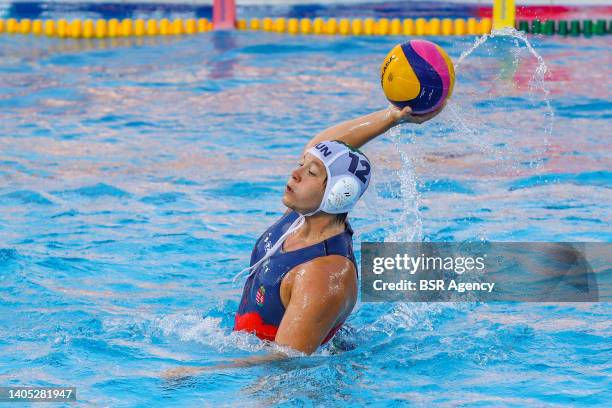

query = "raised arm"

[{"left": 303, "top": 103, "right": 446, "bottom": 154}]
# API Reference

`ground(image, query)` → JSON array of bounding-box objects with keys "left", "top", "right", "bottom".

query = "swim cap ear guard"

[
  {"left": 232, "top": 140, "right": 371, "bottom": 284},
  {"left": 303, "top": 140, "right": 372, "bottom": 216}
]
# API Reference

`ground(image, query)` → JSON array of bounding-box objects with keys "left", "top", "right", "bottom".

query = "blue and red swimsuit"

[{"left": 233, "top": 209, "right": 358, "bottom": 344}]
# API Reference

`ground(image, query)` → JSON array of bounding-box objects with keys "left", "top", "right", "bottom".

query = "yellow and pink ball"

[{"left": 381, "top": 39, "right": 455, "bottom": 115}]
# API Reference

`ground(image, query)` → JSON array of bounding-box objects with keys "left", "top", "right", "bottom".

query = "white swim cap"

[{"left": 302, "top": 140, "right": 372, "bottom": 216}]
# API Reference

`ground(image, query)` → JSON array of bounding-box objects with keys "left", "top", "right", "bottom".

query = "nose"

[{"left": 290, "top": 166, "right": 302, "bottom": 182}]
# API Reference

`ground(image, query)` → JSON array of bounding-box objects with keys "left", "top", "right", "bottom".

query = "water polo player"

[
  {"left": 161, "top": 104, "right": 445, "bottom": 379},
  {"left": 232, "top": 103, "right": 445, "bottom": 355}
]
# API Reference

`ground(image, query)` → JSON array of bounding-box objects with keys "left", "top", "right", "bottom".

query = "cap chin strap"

[
  {"left": 231, "top": 178, "right": 358, "bottom": 284},
  {"left": 231, "top": 210, "right": 311, "bottom": 284}
]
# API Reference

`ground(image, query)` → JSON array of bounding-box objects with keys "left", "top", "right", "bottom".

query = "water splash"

[
  {"left": 387, "top": 125, "right": 423, "bottom": 242},
  {"left": 155, "top": 311, "right": 266, "bottom": 353},
  {"left": 456, "top": 27, "right": 554, "bottom": 152},
  {"left": 388, "top": 27, "right": 556, "bottom": 242}
]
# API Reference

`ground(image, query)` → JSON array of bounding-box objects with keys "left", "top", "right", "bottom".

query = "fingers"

[
  {"left": 401, "top": 106, "right": 413, "bottom": 115},
  {"left": 417, "top": 101, "right": 448, "bottom": 122},
  {"left": 422, "top": 110, "right": 440, "bottom": 121},
  {"left": 162, "top": 366, "right": 206, "bottom": 381},
  {"left": 390, "top": 101, "right": 446, "bottom": 125}
]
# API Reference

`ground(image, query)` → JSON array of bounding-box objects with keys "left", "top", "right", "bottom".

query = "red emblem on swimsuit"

[{"left": 255, "top": 285, "right": 265, "bottom": 306}]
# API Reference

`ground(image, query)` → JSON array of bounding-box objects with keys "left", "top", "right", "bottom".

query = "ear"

[{"left": 324, "top": 176, "right": 359, "bottom": 213}]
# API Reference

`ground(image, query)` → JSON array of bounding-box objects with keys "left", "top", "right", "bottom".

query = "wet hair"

[{"left": 334, "top": 212, "right": 348, "bottom": 225}]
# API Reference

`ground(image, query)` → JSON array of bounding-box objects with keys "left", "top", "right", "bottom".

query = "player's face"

[{"left": 282, "top": 153, "right": 326, "bottom": 214}]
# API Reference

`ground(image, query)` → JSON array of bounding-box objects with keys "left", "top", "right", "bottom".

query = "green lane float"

[{"left": 517, "top": 19, "right": 608, "bottom": 36}]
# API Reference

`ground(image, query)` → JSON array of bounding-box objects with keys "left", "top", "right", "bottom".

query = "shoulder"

[
  {"left": 292, "top": 255, "right": 357, "bottom": 299},
  {"left": 307, "top": 255, "right": 356, "bottom": 278}
]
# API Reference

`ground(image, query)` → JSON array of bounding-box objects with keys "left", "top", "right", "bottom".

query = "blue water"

[{"left": 0, "top": 28, "right": 610, "bottom": 406}]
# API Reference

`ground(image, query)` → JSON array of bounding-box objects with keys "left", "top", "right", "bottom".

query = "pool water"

[{"left": 0, "top": 28, "right": 610, "bottom": 406}]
